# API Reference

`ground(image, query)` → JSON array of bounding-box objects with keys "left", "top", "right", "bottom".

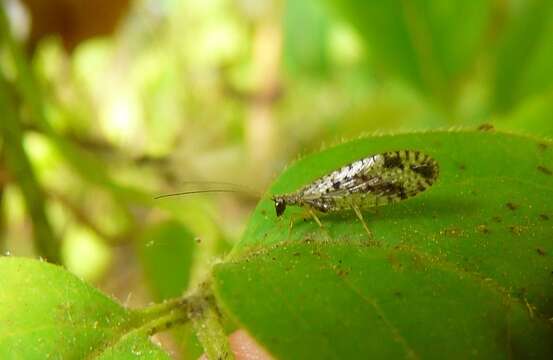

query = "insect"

[
  {"left": 156, "top": 150, "right": 439, "bottom": 238},
  {"left": 271, "top": 150, "right": 439, "bottom": 237}
]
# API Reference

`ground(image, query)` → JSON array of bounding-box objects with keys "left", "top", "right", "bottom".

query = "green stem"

[
  {"left": 136, "top": 297, "right": 190, "bottom": 322},
  {"left": 136, "top": 283, "right": 234, "bottom": 360},
  {"left": 0, "top": 148, "right": 5, "bottom": 254},
  {"left": 0, "top": 76, "right": 60, "bottom": 262},
  {"left": 0, "top": 5, "right": 60, "bottom": 262},
  {"left": 0, "top": 6, "right": 50, "bottom": 132},
  {"left": 189, "top": 285, "right": 235, "bottom": 360}
]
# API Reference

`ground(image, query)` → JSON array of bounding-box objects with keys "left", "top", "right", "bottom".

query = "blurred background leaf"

[{"left": 137, "top": 220, "right": 196, "bottom": 301}]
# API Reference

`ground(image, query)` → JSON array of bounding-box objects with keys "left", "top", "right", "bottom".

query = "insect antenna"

[{"left": 155, "top": 181, "right": 261, "bottom": 200}]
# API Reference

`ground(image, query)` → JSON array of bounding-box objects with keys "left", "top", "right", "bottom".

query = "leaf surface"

[
  {"left": 0, "top": 257, "right": 170, "bottom": 359},
  {"left": 213, "top": 131, "right": 553, "bottom": 359}
]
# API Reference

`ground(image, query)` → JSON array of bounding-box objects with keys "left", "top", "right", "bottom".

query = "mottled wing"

[{"left": 300, "top": 150, "right": 439, "bottom": 210}]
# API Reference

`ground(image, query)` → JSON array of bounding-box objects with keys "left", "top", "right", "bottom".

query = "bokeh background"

[{"left": 1, "top": 0, "right": 552, "bottom": 357}]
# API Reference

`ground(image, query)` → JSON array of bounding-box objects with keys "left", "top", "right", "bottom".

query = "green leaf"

[
  {"left": 492, "top": 0, "right": 553, "bottom": 112},
  {"left": 0, "top": 257, "right": 170, "bottom": 358},
  {"left": 213, "top": 131, "right": 553, "bottom": 358},
  {"left": 327, "top": 0, "right": 492, "bottom": 103},
  {"left": 137, "top": 221, "right": 197, "bottom": 301},
  {"left": 283, "top": 0, "right": 332, "bottom": 76}
]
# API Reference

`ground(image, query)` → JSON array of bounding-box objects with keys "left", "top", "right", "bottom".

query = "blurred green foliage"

[{"left": 1, "top": 0, "right": 553, "bottom": 358}]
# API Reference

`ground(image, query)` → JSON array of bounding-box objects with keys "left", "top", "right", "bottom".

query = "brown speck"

[
  {"left": 536, "top": 248, "right": 546, "bottom": 256},
  {"left": 538, "top": 143, "right": 549, "bottom": 151},
  {"left": 458, "top": 163, "right": 466, "bottom": 171},
  {"left": 508, "top": 225, "right": 524, "bottom": 236},
  {"left": 337, "top": 269, "right": 349, "bottom": 277},
  {"left": 476, "top": 224, "right": 490, "bottom": 234},
  {"left": 260, "top": 209, "right": 267, "bottom": 216},
  {"left": 442, "top": 227, "right": 464, "bottom": 237},
  {"left": 477, "top": 123, "right": 495, "bottom": 131},
  {"left": 539, "top": 214, "right": 549, "bottom": 221},
  {"left": 393, "top": 291, "right": 403, "bottom": 298},
  {"left": 293, "top": 252, "right": 301, "bottom": 257},
  {"left": 537, "top": 165, "right": 552, "bottom": 175},
  {"left": 272, "top": 257, "right": 276, "bottom": 261},
  {"left": 492, "top": 216, "right": 502, "bottom": 223},
  {"left": 506, "top": 202, "right": 519, "bottom": 211}
]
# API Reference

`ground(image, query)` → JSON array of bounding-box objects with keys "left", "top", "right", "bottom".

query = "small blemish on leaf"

[
  {"left": 537, "top": 165, "right": 552, "bottom": 176},
  {"left": 536, "top": 248, "right": 546, "bottom": 256},
  {"left": 508, "top": 225, "right": 525, "bottom": 235},
  {"left": 441, "top": 227, "right": 464, "bottom": 237},
  {"left": 492, "top": 216, "right": 502, "bottom": 223},
  {"left": 476, "top": 224, "right": 490, "bottom": 234},
  {"left": 477, "top": 123, "right": 495, "bottom": 131},
  {"left": 538, "top": 142, "right": 549, "bottom": 151},
  {"left": 293, "top": 252, "right": 301, "bottom": 257},
  {"left": 337, "top": 269, "right": 349, "bottom": 277},
  {"left": 506, "top": 202, "right": 519, "bottom": 211},
  {"left": 387, "top": 253, "right": 403, "bottom": 271},
  {"left": 458, "top": 163, "right": 466, "bottom": 171},
  {"left": 539, "top": 214, "right": 549, "bottom": 221}
]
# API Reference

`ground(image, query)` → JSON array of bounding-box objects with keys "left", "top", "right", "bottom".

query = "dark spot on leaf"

[
  {"left": 272, "top": 257, "right": 276, "bottom": 261},
  {"left": 477, "top": 123, "right": 495, "bottom": 131},
  {"left": 293, "top": 252, "right": 301, "bottom": 257},
  {"left": 506, "top": 202, "right": 519, "bottom": 211},
  {"left": 383, "top": 154, "right": 403, "bottom": 169},
  {"left": 458, "top": 163, "right": 466, "bottom": 171},
  {"left": 508, "top": 225, "right": 524, "bottom": 235},
  {"left": 492, "top": 216, "right": 502, "bottom": 223},
  {"left": 536, "top": 248, "right": 546, "bottom": 256},
  {"left": 539, "top": 214, "right": 549, "bottom": 221},
  {"left": 537, "top": 165, "right": 552, "bottom": 176},
  {"left": 337, "top": 269, "right": 349, "bottom": 277},
  {"left": 538, "top": 143, "right": 549, "bottom": 151},
  {"left": 476, "top": 224, "right": 490, "bottom": 234},
  {"left": 393, "top": 291, "right": 403, "bottom": 298}
]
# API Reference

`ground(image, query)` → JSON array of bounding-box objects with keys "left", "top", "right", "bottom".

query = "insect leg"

[
  {"left": 351, "top": 204, "right": 373, "bottom": 240},
  {"left": 308, "top": 209, "right": 324, "bottom": 228}
]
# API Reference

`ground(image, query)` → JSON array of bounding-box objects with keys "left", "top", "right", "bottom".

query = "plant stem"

[
  {"left": 136, "top": 283, "right": 234, "bottom": 360},
  {"left": 0, "top": 148, "right": 5, "bottom": 254},
  {"left": 0, "top": 5, "right": 61, "bottom": 262},
  {"left": 189, "top": 284, "right": 235, "bottom": 360},
  {"left": 136, "top": 297, "right": 190, "bottom": 322},
  {"left": 0, "top": 76, "right": 61, "bottom": 262}
]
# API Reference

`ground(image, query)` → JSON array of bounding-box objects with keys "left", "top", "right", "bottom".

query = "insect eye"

[{"left": 275, "top": 199, "right": 286, "bottom": 217}]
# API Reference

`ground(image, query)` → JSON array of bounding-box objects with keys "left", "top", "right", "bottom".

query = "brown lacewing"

[{"left": 156, "top": 150, "right": 439, "bottom": 237}]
